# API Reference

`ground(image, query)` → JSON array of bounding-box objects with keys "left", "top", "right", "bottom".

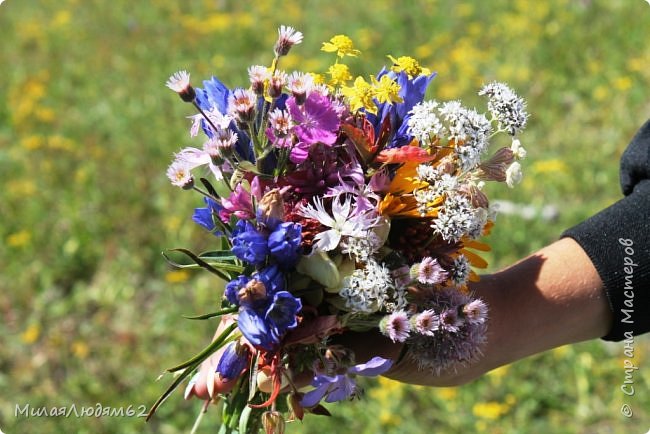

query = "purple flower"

[
  {"left": 192, "top": 197, "right": 223, "bottom": 235},
  {"left": 219, "top": 184, "right": 255, "bottom": 223},
  {"left": 288, "top": 92, "right": 339, "bottom": 145},
  {"left": 265, "top": 291, "right": 302, "bottom": 332},
  {"left": 231, "top": 220, "right": 269, "bottom": 266},
  {"left": 287, "top": 93, "right": 340, "bottom": 163},
  {"left": 267, "top": 222, "right": 302, "bottom": 267},
  {"left": 380, "top": 311, "right": 411, "bottom": 343},
  {"left": 301, "top": 357, "right": 393, "bottom": 407},
  {"left": 216, "top": 342, "right": 250, "bottom": 381}
]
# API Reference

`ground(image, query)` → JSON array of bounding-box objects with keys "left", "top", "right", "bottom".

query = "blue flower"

[
  {"left": 300, "top": 356, "right": 393, "bottom": 407},
  {"left": 224, "top": 275, "right": 250, "bottom": 306},
  {"left": 368, "top": 69, "right": 436, "bottom": 148},
  {"left": 253, "top": 265, "right": 285, "bottom": 296},
  {"left": 265, "top": 291, "right": 302, "bottom": 332},
  {"left": 192, "top": 197, "right": 223, "bottom": 235},
  {"left": 268, "top": 222, "right": 302, "bottom": 267},
  {"left": 231, "top": 220, "right": 269, "bottom": 266},
  {"left": 237, "top": 308, "right": 280, "bottom": 351},
  {"left": 216, "top": 342, "right": 250, "bottom": 381},
  {"left": 195, "top": 76, "right": 255, "bottom": 162}
]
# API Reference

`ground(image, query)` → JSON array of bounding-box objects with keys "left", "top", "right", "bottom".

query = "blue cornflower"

[
  {"left": 192, "top": 197, "right": 223, "bottom": 235},
  {"left": 267, "top": 222, "right": 302, "bottom": 267},
  {"left": 231, "top": 220, "right": 269, "bottom": 266}
]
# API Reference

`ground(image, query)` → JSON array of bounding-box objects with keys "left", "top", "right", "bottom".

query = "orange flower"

[{"left": 376, "top": 144, "right": 436, "bottom": 164}]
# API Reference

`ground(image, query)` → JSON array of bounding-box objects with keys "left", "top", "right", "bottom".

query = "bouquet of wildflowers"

[{"left": 148, "top": 25, "right": 528, "bottom": 433}]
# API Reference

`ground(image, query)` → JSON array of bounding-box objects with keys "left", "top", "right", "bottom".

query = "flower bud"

[
  {"left": 258, "top": 189, "right": 285, "bottom": 223},
  {"left": 262, "top": 411, "right": 285, "bottom": 434}
]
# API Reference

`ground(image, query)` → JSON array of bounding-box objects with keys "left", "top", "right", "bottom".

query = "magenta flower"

[
  {"left": 219, "top": 184, "right": 254, "bottom": 222},
  {"left": 287, "top": 92, "right": 340, "bottom": 163}
]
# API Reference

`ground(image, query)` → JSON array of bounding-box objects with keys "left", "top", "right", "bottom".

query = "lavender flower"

[
  {"left": 287, "top": 92, "right": 340, "bottom": 163},
  {"left": 380, "top": 311, "right": 411, "bottom": 343},
  {"left": 301, "top": 357, "right": 392, "bottom": 407}
]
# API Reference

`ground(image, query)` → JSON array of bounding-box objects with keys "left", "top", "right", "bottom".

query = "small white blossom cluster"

[
  {"left": 431, "top": 194, "right": 487, "bottom": 243},
  {"left": 339, "top": 259, "right": 398, "bottom": 313},
  {"left": 479, "top": 81, "right": 528, "bottom": 136},
  {"left": 407, "top": 100, "right": 444, "bottom": 144}
]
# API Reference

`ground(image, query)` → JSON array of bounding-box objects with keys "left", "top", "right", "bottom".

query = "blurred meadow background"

[{"left": 1, "top": 0, "right": 649, "bottom": 432}]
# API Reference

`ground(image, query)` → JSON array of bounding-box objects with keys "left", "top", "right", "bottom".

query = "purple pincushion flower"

[{"left": 231, "top": 220, "right": 269, "bottom": 266}]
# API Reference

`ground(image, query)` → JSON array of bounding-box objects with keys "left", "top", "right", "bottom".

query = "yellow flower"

[
  {"left": 472, "top": 401, "right": 510, "bottom": 420},
  {"left": 388, "top": 55, "right": 431, "bottom": 78},
  {"left": 327, "top": 63, "right": 352, "bottom": 86},
  {"left": 7, "top": 230, "right": 31, "bottom": 248},
  {"left": 21, "top": 324, "right": 40, "bottom": 344},
  {"left": 321, "top": 35, "right": 361, "bottom": 58},
  {"left": 371, "top": 75, "right": 403, "bottom": 105},
  {"left": 341, "top": 76, "right": 376, "bottom": 114},
  {"left": 165, "top": 269, "right": 190, "bottom": 283}
]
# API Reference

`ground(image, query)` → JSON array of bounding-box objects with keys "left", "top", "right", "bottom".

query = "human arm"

[{"left": 336, "top": 237, "right": 612, "bottom": 386}]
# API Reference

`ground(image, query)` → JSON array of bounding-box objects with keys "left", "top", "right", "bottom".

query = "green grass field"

[{"left": 1, "top": 0, "right": 649, "bottom": 432}]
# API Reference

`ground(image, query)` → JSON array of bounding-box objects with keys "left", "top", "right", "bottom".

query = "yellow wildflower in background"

[
  {"left": 7, "top": 230, "right": 32, "bottom": 248},
  {"left": 21, "top": 324, "right": 40, "bottom": 344},
  {"left": 321, "top": 35, "right": 361, "bottom": 58},
  {"left": 165, "top": 269, "right": 190, "bottom": 283},
  {"left": 472, "top": 401, "right": 510, "bottom": 420}
]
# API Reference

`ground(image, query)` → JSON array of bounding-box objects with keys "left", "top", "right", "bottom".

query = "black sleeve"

[{"left": 561, "top": 120, "right": 650, "bottom": 342}]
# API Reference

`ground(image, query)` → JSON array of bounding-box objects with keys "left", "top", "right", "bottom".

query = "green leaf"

[
  {"left": 167, "top": 322, "right": 238, "bottom": 373},
  {"left": 182, "top": 306, "right": 239, "bottom": 320},
  {"left": 163, "top": 248, "right": 231, "bottom": 281}
]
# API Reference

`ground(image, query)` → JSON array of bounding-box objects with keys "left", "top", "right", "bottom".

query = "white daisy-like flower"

[
  {"left": 300, "top": 194, "right": 379, "bottom": 252},
  {"left": 380, "top": 311, "right": 411, "bottom": 343},
  {"left": 415, "top": 257, "right": 448, "bottom": 285},
  {"left": 165, "top": 70, "right": 191, "bottom": 93},
  {"left": 228, "top": 88, "right": 257, "bottom": 122},
  {"left": 413, "top": 309, "right": 439, "bottom": 336},
  {"left": 268, "top": 108, "right": 293, "bottom": 136},
  {"left": 462, "top": 299, "right": 488, "bottom": 325},
  {"left": 248, "top": 65, "right": 271, "bottom": 94},
  {"left": 287, "top": 71, "right": 314, "bottom": 103},
  {"left": 166, "top": 159, "right": 193, "bottom": 188},
  {"left": 274, "top": 25, "right": 303, "bottom": 56}
]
